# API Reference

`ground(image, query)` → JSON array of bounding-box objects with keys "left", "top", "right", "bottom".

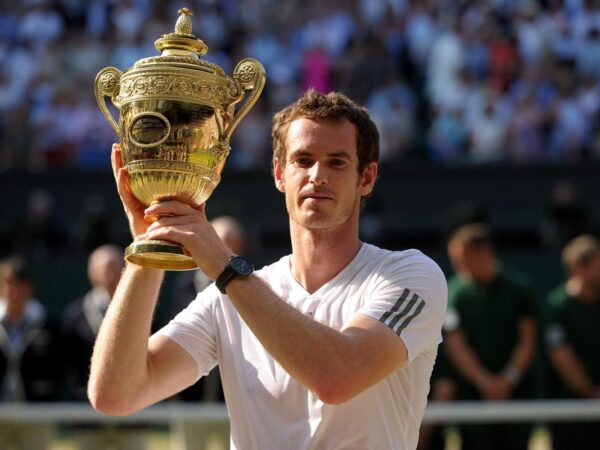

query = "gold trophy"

[{"left": 94, "top": 8, "right": 265, "bottom": 270}]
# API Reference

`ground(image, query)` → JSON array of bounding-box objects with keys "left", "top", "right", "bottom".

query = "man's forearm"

[
  {"left": 88, "top": 263, "right": 164, "bottom": 414},
  {"left": 503, "top": 318, "right": 537, "bottom": 382},
  {"left": 226, "top": 275, "right": 356, "bottom": 398},
  {"left": 550, "top": 346, "right": 595, "bottom": 397},
  {"left": 225, "top": 275, "right": 405, "bottom": 404},
  {"left": 445, "top": 331, "right": 491, "bottom": 388}
]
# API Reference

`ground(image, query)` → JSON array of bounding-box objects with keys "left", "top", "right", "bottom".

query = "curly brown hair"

[{"left": 271, "top": 90, "right": 379, "bottom": 174}]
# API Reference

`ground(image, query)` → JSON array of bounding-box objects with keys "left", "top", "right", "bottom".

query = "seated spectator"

[
  {"left": 545, "top": 234, "right": 600, "bottom": 450},
  {"left": 0, "top": 255, "right": 63, "bottom": 450}
]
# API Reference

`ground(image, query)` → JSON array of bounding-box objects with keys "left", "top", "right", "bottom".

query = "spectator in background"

[
  {"left": 229, "top": 105, "right": 271, "bottom": 170},
  {"left": 367, "top": 74, "right": 417, "bottom": 162},
  {"left": 62, "top": 245, "right": 123, "bottom": 400},
  {"left": 301, "top": 44, "right": 332, "bottom": 94},
  {"left": 62, "top": 244, "right": 148, "bottom": 450},
  {"left": 426, "top": 17, "right": 465, "bottom": 110},
  {"left": 170, "top": 215, "right": 247, "bottom": 450},
  {"left": 507, "top": 90, "right": 546, "bottom": 163},
  {"left": 444, "top": 223, "right": 538, "bottom": 450},
  {"left": 545, "top": 234, "right": 600, "bottom": 450},
  {"left": 466, "top": 95, "right": 510, "bottom": 163},
  {"left": 0, "top": 255, "right": 63, "bottom": 450},
  {"left": 576, "top": 28, "right": 600, "bottom": 79},
  {"left": 18, "top": 1, "right": 64, "bottom": 52},
  {"left": 427, "top": 105, "right": 467, "bottom": 163},
  {"left": 487, "top": 20, "right": 519, "bottom": 93}
]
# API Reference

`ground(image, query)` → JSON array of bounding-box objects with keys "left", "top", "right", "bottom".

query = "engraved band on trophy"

[{"left": 94, "top": 8, "right": 266, "bottom": 270}]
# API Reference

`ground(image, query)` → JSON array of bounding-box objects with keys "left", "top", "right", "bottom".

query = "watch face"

[{"left": 231, "top": 257, "right": 253, "bottom": 276}]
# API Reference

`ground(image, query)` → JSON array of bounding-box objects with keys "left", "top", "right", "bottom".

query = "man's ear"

[
  {"left": 359, "top": 162, "right": 378, "bottom": 197},
  {"left": 273, "top": 158, "right": 286, "bottom": 193}
]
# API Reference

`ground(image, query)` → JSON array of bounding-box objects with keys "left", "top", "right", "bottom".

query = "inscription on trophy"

[{"left": 129, "top": 112, "right": 171, "bottom": 148}]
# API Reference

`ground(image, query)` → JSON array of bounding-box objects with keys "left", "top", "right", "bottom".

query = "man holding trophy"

[{"left": 89, "top": 8, "right": 447, "bottom": 450}]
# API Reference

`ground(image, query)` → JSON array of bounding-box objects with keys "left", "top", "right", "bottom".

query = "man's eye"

[
  {"left": 330, "top": 159, "right": 346, "bottom": 167},
  {"left": 294, "top": 158, "right": 312, "bottom": 166}
]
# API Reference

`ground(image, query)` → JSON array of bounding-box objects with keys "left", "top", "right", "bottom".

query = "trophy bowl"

[{"left": 94, "top": 8, "right": 265, "bottom": 270}]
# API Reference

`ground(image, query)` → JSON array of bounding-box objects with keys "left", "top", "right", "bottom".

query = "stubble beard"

[{"left": 288, "top": 194, "right": 361, "bottom": 232}]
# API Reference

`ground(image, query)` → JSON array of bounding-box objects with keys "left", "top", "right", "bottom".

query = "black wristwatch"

[{"left": 216, "top": 256, "right": 254, "bottom": 294}]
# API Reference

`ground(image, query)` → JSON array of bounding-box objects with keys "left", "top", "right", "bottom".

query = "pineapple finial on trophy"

[{"left": 175, "top": 8, "right": 193, "bottom": 35}]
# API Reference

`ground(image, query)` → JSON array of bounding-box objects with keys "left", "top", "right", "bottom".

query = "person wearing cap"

[{"left": 545, "top": 234, "right": 600, "bottom": 450}]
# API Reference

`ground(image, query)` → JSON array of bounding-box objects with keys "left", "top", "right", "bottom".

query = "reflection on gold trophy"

[{"left": 94, "top": 8, "right": 266, "bottom": 270}]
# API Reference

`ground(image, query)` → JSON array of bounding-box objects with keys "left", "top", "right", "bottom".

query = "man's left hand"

[{"left": 144, "top": 200, "right": 231, "bottom": 278}]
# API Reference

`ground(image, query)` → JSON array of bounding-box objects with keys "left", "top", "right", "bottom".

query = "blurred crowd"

[{"left": 3, "top": 0, "right": 600, "bottom": 171}]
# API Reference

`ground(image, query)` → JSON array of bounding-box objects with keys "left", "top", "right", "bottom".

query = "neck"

[
  {"left": 289, "top": 219, "right": 362, "bottom": 294},
  {"left": 566, "top": 278, "right": 598, "bottom": 303}
]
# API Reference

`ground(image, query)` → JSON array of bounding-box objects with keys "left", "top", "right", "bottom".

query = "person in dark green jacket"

[
  {"left": 443, "top": 223, "right": 538, "bottom": 450},
  {"left": 545, "top": 234, "right": 600, "bottom": 450}
]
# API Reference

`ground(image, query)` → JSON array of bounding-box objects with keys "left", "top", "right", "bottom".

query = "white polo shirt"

[{"left": 159, "top": 243, "right": 447, "bottom": 450}]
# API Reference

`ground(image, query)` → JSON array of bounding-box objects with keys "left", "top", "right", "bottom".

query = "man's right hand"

[{"left": 111, "top": 143, "right": 150, "bottom": 238}]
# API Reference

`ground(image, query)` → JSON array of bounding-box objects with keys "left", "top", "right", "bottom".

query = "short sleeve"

[
  {"left": 442, "top": 277, "right": 465, "bottom": 333},
  {"left": 157, "top": 284, "right": 220, "bottom": 381},
  {"left": 359, "top": 253, "right": 448, "bottom": 364}
]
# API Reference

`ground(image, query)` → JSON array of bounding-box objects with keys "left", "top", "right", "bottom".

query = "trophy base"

[{"left": 125, "top": 240, "right": 198, "bottom": 271}]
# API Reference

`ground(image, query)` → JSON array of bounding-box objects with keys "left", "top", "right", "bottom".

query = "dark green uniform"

[
  {"left": 545, "top": 285, "right": 600, "bottom": 450},
  {"left": 419, "top": 348, "right": 454, "bottom": 450},
  {"left": 445, "top": 267, "right": 537, "bottom": 450}
]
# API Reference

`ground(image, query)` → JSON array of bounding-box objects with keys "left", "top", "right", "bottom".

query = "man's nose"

[{"left": 308, "top": 161, "right": 328, "bottom": 184}]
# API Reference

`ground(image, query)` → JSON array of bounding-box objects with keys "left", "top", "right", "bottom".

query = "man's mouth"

[{"left": 301, "top": 191, "right": 334, "bottom": 201}]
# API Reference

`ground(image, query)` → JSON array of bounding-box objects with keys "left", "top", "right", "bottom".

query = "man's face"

[
  {"left": 0, "top": 275, "right": 30, "bottom": 307},
  {"left": 273, "top": 118, "right": 376, "bottom": 231},
  {"left": 448, "top": 242, "right": 492, "bottom": 280},
  {"left": 583, "top": 251, "right": 600, "bottom": 290}
]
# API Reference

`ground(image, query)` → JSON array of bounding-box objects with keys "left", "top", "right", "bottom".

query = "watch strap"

[{"left": 216, "top": 256, "right": 252, "bottom": 294}]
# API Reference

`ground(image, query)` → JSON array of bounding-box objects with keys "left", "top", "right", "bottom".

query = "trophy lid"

[{"left": 133, "top": 7, "right": 225, "bottom": 76}]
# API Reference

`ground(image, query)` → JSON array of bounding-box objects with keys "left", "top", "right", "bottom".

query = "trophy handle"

[
  {"left": 94, "top": 67, "right": 123, "bottom": 136},
  {"left": 224, "top": 58, "right": 266, "bottom": 141}
]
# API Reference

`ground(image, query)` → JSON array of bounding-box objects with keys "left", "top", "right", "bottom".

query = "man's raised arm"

[
  {"left": 87, "top": 144, "right": 198, "bottom": 415},
  {"left": 88, "top": 264, "right": 197, "bottom": 415}
]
